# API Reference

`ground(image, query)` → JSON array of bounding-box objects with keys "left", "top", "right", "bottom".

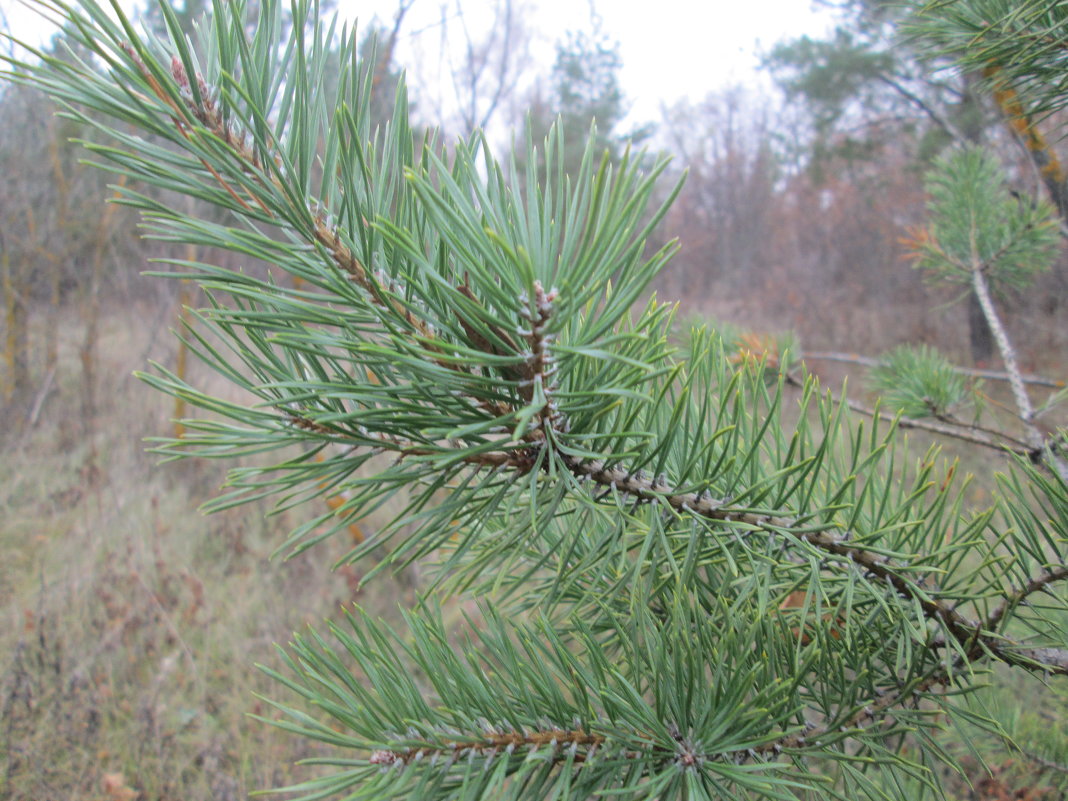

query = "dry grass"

[{"left": 0, "top": 297, "right": 403, "bottom": 801}]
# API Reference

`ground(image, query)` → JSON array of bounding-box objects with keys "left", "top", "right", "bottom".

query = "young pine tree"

[{"left": 6, "top": 1, "right": 1067, "bottom": 798}]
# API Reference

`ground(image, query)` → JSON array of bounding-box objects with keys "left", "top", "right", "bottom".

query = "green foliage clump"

[
  {"left": 869, "top": 344, "right": 970, "bottom": 419},
  {"left": 911, "top": 145, "right": 1060, "bottom": 289}
]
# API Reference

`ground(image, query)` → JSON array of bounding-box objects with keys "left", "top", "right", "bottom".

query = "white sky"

[
  {"left": 3, "top": 0, "right": 836, "bottom": 130},
  {"left": 357, "top": 0, "right": 835, "bottom": 130}
]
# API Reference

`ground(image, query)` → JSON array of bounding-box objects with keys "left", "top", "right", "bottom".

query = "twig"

[
  {"left": 875, "top": 72, "right": 967, "bottom": 143},
  {"left": 755, "top": 668, "right": 951, "bottom": 757},
  {"left": 971, "top": 270, "right": 1040, "bottom": 440},
  {"left": 25, "top": 364, "right": 55, "bottom": 426},
  {"left": 559, "top": 452, "right": 1068, "bottom": 677},
  {"left": 984, "top": 566, "right": 1068, "bottom": 633},
  {"left": 934, "top": 411, "right": 1033, "bottom": 451},
  {"left": 285, "top": 412, "right": 532, "bottom": 472},
  {"left": 784, "top": 371, "right": 1032, "bottom": 457},
  {"left": 802, "top": 350, "right": 1064, "bottom": 389},
  {"left": 1019, "top": 746, "right": 1068, "bottom": 777}
]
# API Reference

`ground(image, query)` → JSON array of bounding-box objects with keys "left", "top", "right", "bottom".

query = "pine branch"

[
  {"left": 285, "top": 411, "right": 530, "bottom": 471},
  {"left": 153, "top": 53, "right": 456, "bottom": 369},
  {"left": 755, "top": 668, "right": 952, "bottom": 757},
  {"left": 291, "top": 375, "right": 1068, "bottom": 677},
  {"left": 366, "top": 727, "right": 607, "bottom": 768},
  {"left": 560, "top": 453, "right": 1068, "bottom": 676},
  {"left": 1022, "top": 748, "right": 1068, "bottom": 778},
  {"left": 893, "top": 145, "right": 1068, "bottom": 478},
  {"left": 984, "top": 565, "right": 1068, "bottom": 632},
  {"left": 7, "top": 2, "right": 1067, "bottom": 798}
]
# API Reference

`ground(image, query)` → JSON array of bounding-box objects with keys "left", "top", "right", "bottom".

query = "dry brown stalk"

[{"left": 0, "top": 229, "right": 20, "bottom": 402}]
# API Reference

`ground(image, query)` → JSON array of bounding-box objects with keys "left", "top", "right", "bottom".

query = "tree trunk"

[{"left": 967, "top": 291, "right": 994, "bottom": 364}]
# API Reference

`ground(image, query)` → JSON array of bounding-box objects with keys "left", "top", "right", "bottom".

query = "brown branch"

[
  {"left": 559, "top": 452, "right": 1068, "bottom": 676},
  {"left": 368, "top": 727, "right": 608, "bottom": 767},
  {"left": 754, "top": 669, "right": 951, "bottom": 757},
  {"left": 285, "top": 412, "right": 529, "bottom": 472},
  {"left": 985, "top": 565, "right": 1068, "bottom": 632}
]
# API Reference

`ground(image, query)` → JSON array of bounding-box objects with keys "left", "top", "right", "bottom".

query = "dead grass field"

[{"left": 0, "top": 297, "right": 408, "bottom": 801}]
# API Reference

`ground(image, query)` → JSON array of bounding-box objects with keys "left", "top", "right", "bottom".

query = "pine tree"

[
  {"left": 522, "top": 29, "right": 656, "bottom": 180},
  {"left": 5, "top": 1, "right": 1067, "bottom": 799},
  {"left": 906, "top": 0, "right": 1068, "bottom": 222}
]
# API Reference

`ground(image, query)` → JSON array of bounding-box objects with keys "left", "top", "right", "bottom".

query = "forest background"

[{"left": 2, "top": 1, "right": 1067, "bottom": 799}]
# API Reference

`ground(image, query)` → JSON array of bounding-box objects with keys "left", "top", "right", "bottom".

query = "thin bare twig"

[
  {"left": 802, "top": 350, "right": 1064, "bottom": 389},
  {"left": 875, "top": 72, "right": 967, "bottom": 143},
  {"left": 784, "top": 371, "right": 1033, "bottom": 456},
  {"left": 1020, "top": 747, "right": 1068, "bottom": 777},
  {"left": 984, "top": 565, "right": 1068, "bottom": 632},
  {"left": 25, "top": 364, "right": 55, "bottom": 426}
]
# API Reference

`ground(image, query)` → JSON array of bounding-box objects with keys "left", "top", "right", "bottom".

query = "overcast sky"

[
  {"left": 3, "top": 0, "right": 836, "bottom": 129},
  {"left": 355, "top": 0, "right": 835, "bottom": 128}
]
